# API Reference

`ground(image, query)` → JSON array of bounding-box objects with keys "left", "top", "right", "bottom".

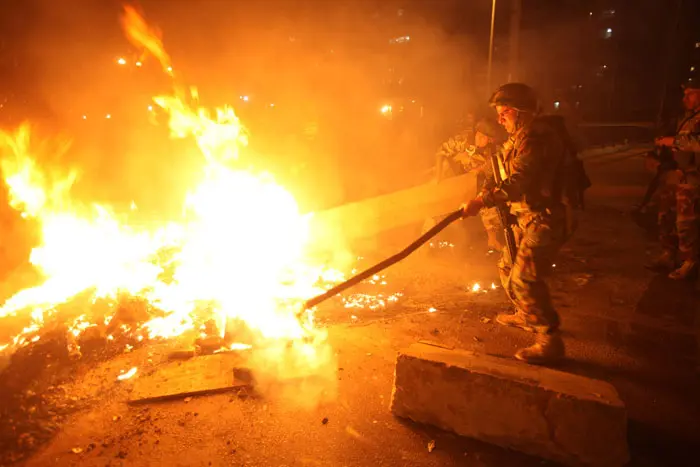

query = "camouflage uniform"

[
  {"left": 484, "top": 119, "right": 570, "bottom": 334},
  {"left": 435, "top": 131, "right": 486, "bottom": 175},
  {"left": 436, "top": 131, "right": 502, "bottom": 237},
  {"left": 657, "top": 109, "right": 700, "bottom": 263}
]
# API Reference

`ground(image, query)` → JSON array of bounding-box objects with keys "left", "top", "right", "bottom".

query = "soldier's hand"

[{"left": 460, "top": 198, "right": 485, "bottom": 218}]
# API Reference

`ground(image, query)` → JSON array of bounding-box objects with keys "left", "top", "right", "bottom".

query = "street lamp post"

[{"left": 487, "top": 0, "right": 497, "bottom": 92}]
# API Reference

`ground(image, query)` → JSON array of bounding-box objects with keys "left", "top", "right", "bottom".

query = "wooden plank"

[
  {"left": 308, "top": 173, "right": 477, "bottom": 246},
  {"left": 128, "top": 354, "right": 249, "bottom": 404}
]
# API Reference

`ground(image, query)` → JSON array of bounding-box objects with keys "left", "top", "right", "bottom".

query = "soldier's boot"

[
  {"left": 645, "top": 250, "right": 676, "bottom": 271},
  {"left": 495, "top": 310, "right": 535, "bottom": 333},
  {"left": 515, "top": 331, "right": 565, "bottom": 366},
  {"left": 669, "top": 260, "right": 698, "bottom": 280}
]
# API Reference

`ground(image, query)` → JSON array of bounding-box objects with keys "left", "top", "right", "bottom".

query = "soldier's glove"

[{"left": 460, "top": 197, "right": 485, "bottom": 218}]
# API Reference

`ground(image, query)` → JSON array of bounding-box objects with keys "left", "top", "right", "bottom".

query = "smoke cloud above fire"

[{"left": 15, "top": 1, "right": 483, "bottom": 214}]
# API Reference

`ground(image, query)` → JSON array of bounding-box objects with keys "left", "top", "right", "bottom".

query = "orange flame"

[
  {"left": 121, "top": 5, "right": 173, "bottom": 77},
  {"left": 0, "top": 5, "right": 345, "bottom": 376}
]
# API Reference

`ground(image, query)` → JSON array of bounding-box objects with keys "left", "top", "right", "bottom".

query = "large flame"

[{"left": 0, "top": 5, "right": 337, "bottom": 365}]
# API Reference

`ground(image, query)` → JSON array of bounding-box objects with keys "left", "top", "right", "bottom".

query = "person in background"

[
  {"left": 650, "top": 83, "right": 700, "bottom": 280},
  {"left": 434, "top": 116, "right": 505, "bottom": 252}
]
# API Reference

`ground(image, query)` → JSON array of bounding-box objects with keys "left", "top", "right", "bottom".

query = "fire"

[
  {"left": 0, "top": 6, "right": 340, "bottom": 363},
  {"left": 121, "top": 5, "right": 174, "bottom": 77}
]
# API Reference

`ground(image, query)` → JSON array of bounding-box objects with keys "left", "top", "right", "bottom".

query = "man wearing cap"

[
  {"left": 652, "top": 83, "right": 700, "bottom": 279},
  {"left": 461, "top": 83, "right": 571, "bottom": 365}
]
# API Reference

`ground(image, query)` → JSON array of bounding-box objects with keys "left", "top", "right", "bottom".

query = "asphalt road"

[{"left": 13, "top": 149, "right": 700, "bottom": 467}]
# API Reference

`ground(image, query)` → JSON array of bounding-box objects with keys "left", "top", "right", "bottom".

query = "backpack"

[{"left": 536, "top": 115, "right": 592, "bottom": 210}]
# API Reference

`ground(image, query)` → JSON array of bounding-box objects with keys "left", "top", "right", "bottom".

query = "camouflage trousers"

[
  {"left": 658, "top": 176, "right": 700, "bottom": 261},
  {"left": 479, "top": 206, "right": 501, "bottom": 233},
  {"left": 498, "top": 210, "right": 568, "bottom": 334}
]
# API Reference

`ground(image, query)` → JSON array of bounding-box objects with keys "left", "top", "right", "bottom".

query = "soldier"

[
  {"left": 435, "top": 113, "right": 477, "bottom": 180},
  {"left": 435, "top": 116, "right": 505, "bottom": 251},
  {"left": 461, "top": 83, "right": 581, "bottom": 365},
  {"left": 650, "top": 83, "right": 700, "bottom": 279}
]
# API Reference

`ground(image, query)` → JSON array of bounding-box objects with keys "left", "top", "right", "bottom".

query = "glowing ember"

[
  {"left": 471, "top": 283, "right": 481, "bottom": 292},
  {"left": 117, "top": 367, "right": 138, "bottom": 381},
  {"left": 428, "top": 307, "right": 437, "bottom": 313},
  {"left": 491, "top": 282, "right": 497, "bottom": 290},
  {"left": 342, "top": 292, "right": 403, "bottom": 310},
  {"left": 429, "top": 241, "right": 455, "bottom": 249}
]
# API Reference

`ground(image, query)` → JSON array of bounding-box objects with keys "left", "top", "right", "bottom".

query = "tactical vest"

[
  {"left": 675, "top": 109, "right": 700, "bottom": 171},
  {"left": 498, "top": 116, "right": 590, "bottom": 212}
]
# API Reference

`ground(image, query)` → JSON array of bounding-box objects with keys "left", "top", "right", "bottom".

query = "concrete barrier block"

[{"left": 390, "top": 343, "right": 629, "bottom": 466}]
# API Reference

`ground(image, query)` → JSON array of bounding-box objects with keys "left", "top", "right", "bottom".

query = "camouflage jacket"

[
  {"left": 673, "top": 109, "right": 700, "bottom": 156},
  {"left": 485, "top": 119, "right": 566, "bottom": 216}
]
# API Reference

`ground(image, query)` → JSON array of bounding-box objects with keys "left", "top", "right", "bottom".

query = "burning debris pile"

[
  {"left": 0, "top": 4, "right": 424, "bottom": 404},
  {"left": 0, "top": 6, "right": 329, "bottom": 361}
]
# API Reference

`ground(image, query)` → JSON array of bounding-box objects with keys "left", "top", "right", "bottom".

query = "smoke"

[
  {"left": 1, "top": 0, "right": 488, "bottom": 296},
  {"left": 246, "top": 333, "right": 338, "bottom": 409},
  {"left": 8, "top": 2, "right": 485, "bottom": 218}
]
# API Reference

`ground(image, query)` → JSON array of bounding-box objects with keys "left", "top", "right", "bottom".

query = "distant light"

[
  {"left": 554, "top": 101, "right": 561, "bottom": 110},
  {"left": 117, "top": 57, "right": 126, "bottom": 65},
  {"left": 105, "top": 114, "right": 111, "bottom": 119},
  {"left": 166, "top": 66, "right": 173, "bottom": 72},
  {"left": 240, "top": 95, "right": 249, "bottom": 102},
  {"left": 603, "top": 28, "right": 612, "bottom": 39},
  {"left": 602, "top": 64, "right": 608, "bottom": 69},
  {"left": 696, "top": 42, "right": 700, "bottom": 49},
  {"left": 607, "top": 28, "right": 612, "bottom": 33},
  {"left": 380, "top": 104, "right": 392, "bottom": 114},
  {"left": 135, "top": 61, "right": 142, "bottom": 67},
  {"left": 269, "top": 103, "right": 275, "bottom": 107},
  {"left": 389, "top": 35, "right": 410, "bottom": 44},
  {"left": 589, "top": 11, "right": 593, "bottom": 16},
  {"left": 691, "top": 66, "right": 696, "bottom": 72},
  {"left": 82, "top": 115, "right": 87, "bottom": 120},
  {"left": 147, "top": 105, "right": 153, "bottom": 111}
]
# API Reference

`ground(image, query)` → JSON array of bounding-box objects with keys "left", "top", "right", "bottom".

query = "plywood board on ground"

[{"left": 129, "top": 354, "right": 248, "bottom": 404}]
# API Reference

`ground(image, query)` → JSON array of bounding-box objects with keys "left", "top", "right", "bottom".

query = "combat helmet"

[{"left": 488, "top": 83, "right": 539, "bottom": 112}]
